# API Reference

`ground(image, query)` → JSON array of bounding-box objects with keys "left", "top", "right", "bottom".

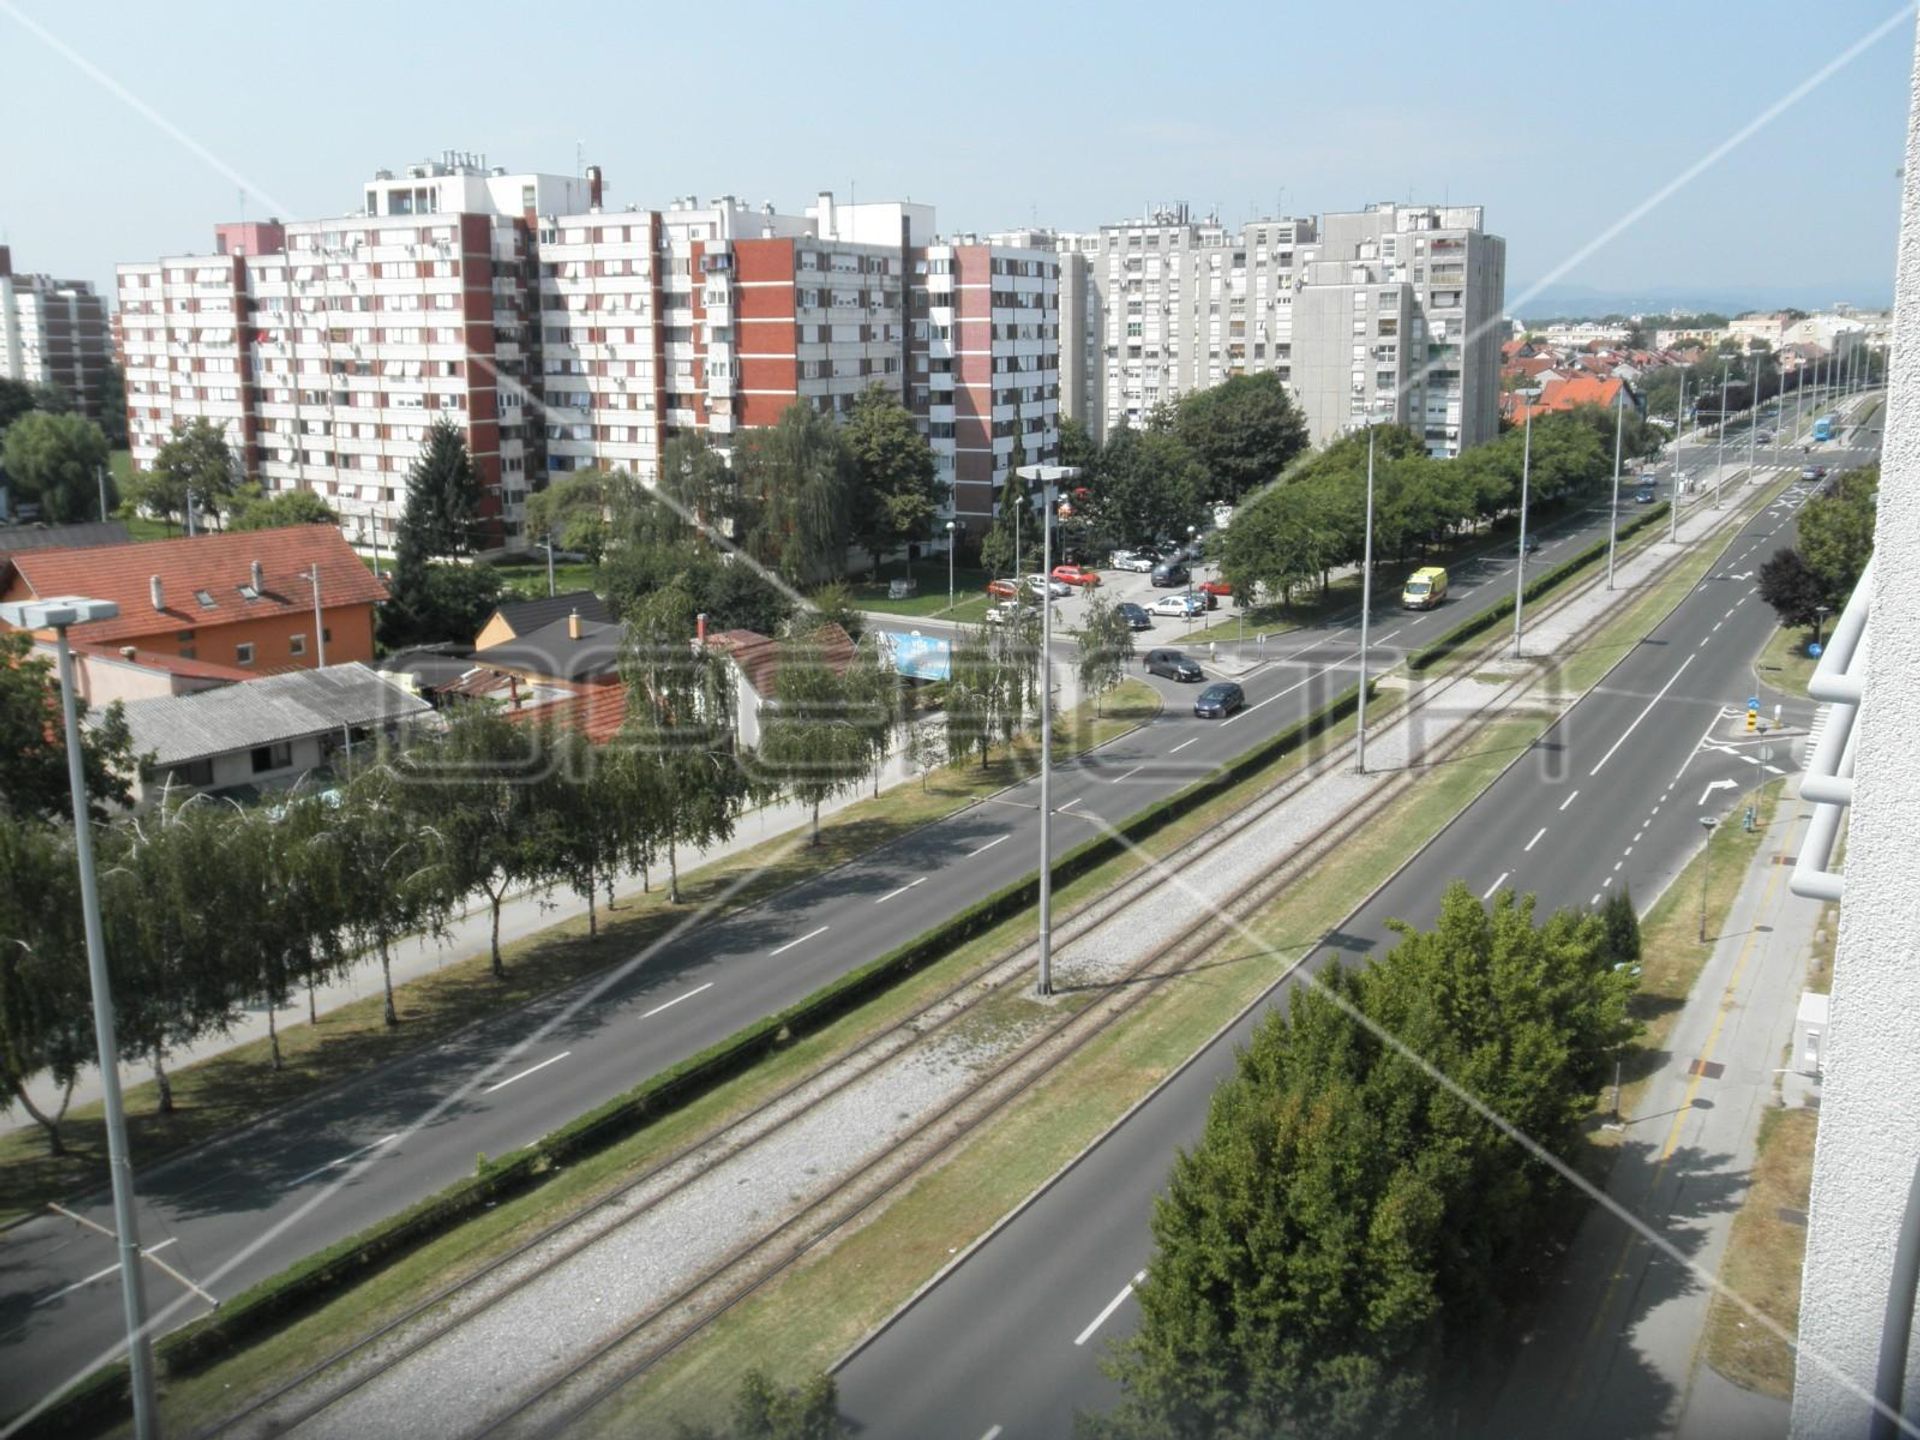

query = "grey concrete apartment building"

[
  {"left": 1055, "top": 201, "right": 1505, "bottom": 458},
  {"left": 0, "top": 246, "right": 113, "bottom": 420}
]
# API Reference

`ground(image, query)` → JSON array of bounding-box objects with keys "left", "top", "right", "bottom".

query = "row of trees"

[
  {"left": 1759, "top": 463, "right": 1879, "bottom": 629},
  {"left": 1219, "top": 406, "right": 1658, "bottom": 608},
  {"left": 1087, "top": 884, "right": 1640, "bottom": 1439}
]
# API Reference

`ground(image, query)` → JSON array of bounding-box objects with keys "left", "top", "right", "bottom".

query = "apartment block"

[
  {"left": 0, "top": 246, "right": 112, "bottom": 418},
  {"left": 117, "top": 160, "right": 1058, "bottom": 552},
  {"left": 1057, "top": 200, "right": 1505, "bottom": 459}
]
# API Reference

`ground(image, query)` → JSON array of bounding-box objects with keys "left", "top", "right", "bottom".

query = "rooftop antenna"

[{"left": 576, "top": 140, "right": 584, "bottom": 178}]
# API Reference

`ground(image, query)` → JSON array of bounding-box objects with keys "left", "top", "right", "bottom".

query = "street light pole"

[
  {"left": 1357, "top": 428, "right": 1376, "bottom": 772},
  {"left": 1512, "top": 402, "right": 1532, "bottom": 657},
  {"left": 543, "top": 533, "right": 556, "bottom": 598},
  {"left": 946, "top": 519, "right": 956, "bottom": 613},
  {"left": 1747, "top": 368, "right": 1758, "bottom": 486},
  {"left": 1698, "top": 815, "right": 1720, "bottom": 942},
  {"left": 1018, "top": 464, "right": 1081, "bottom": 999},
  {"left": 309, "top": 564, "right": 326, "bottom": 668},
  {"left": 1670, "top": 373, "right": 1685, "bottom": 544},
  {"left": 1607, "top": 398, "right": 1623, "bottom": 590},
  {"left": 0, "top": 599, "right": 160, "bottom": 1440},
  {"left": 1714, "top": 360, "right": 1731, "bottom": 508}
]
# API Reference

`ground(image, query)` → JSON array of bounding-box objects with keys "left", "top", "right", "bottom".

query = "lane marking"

[
  {"left": 770, "top": 926, "right": 829, "bottom": 957},
  {"left": 966, "top": 835, "right": 1010, "bottom": 857},
  {"left": 1076, "top": 1271, "right": 1148, "bottom": 1346},
  {"left": 1633, "top": 830, "right": 1644, "bottom": 843},
  {"left": 1590, "top": 892, "right": 1602, "bottom": 908},
  {"left": 1374, "top": 628, "right": 1403, "bottom": 645},
  {"left": 34, "top": 1240, "right": 180, "bottom": 1309},
  {"left": 875, "top": 877, "right": 928, "bottom": 905},
  {"left": 1614, "top": 860, "right": 1624, "bottom": 872},
  {"left": 287, "top": 1133, "right": 399, "bottom": 1190},
  {"left": 1110, "top": 766, "right": 1143, "bottom": 784},
  {"left": 1482, "top": 871, "right": 1511, "bottom": 901},
  {"left": 483, "top": 1051, "right": 571, "bottom": 1095},
  {"left": 1591, "top": 657, "right": 1695, "bottom": 777},
  {"left": 1603, "top": 875, "right": 1615, "bottom": 888},
  {"left": 1057, "top": 796, "right": 1083, "bottom": 812},
  {"left": 1168, "top": 737, "right": 1199, "bottom": 754},
  {"left": 641, "top": 981, "right": 714, "bottom": 1018},
  {"left": 1559, "top": 789, "right": 1581, "bottom": 812},
  {"left": 1525, "top": 827, "right": 1547, "bottom": 852},
  {"left": 980, "top": 1428, "right": 1004, "bottom": 1440}
]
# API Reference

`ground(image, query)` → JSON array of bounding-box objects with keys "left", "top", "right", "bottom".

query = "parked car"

[
  {"left": 1116, "top": 601, "right": 1152, "bottom": 630},
  {"left": 1051, "top": 564, "right": 1101, "bottom": 588},
  {"left": 1151, "top": 561, "right": 1191, "bottom": 588},
  {"left": 1198, "top": 578, "right": 1232, "bottom": 599},
  {"left": 1109, "top": 549, "right": 1155, "bottom": 572},
  {"left": 1149, "top": 592, "right": 1207, "bottom": 618},
  {"left": 1193, "top": 681, "right": 1246, "bottom": 719},
  {"left": 985, "top": 578, "right": 1020, "bottom": 600},
  {"left": 985, "top": 600, "right": 1036, "bottom": 626},
  {"left": 1144, "top": 648, "right": 1204, "bottom": 682},
  {"left": 1635, "top": 484, "right": 1657, "bottom": 504},
  {"left": 1025, "top": 572, "right": 1071, "bottom": 598},
  {"left": 886, "top": 577, "right": 919, "bottom": 600}
]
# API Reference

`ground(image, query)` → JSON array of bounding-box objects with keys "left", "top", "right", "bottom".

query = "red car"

[
  {"left": 1051, "top": 565, "right": 1101, "bottom": 588},
  {"left": 986, "top": 578, "right": 1020, "bottom": 599},
  {"left": 1198, "top": 578, "right": 1233, "bottom": 598}
]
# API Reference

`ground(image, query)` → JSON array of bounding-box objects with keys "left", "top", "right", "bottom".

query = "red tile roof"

[
  {"left": 1537, "top": 375, "right": 1628, "bottom": 411},
  {"left": 510, "top": 681, "right": 630, "bottom": 743},
  {"left": 0, "top": 525, "right": 387, "bottom": 646},
  {"left": 704, "top": 622, "right": 856, "bottom": 699}
]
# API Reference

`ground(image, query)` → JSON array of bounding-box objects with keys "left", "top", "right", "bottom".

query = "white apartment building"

[
  {"left": 1056, "top": 200, "right": 1505, "bottom": 460},
  {"left": 0, "top": 247, "right": 112, "bottom": 418}
]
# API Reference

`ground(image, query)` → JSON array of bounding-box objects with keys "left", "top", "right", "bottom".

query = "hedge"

[
  {"left": 1407, "top": 503, "right": 1671, "bottom": 673},
  {"left": 23, "top": 671, "right": 1374, "bottom": 1440}
]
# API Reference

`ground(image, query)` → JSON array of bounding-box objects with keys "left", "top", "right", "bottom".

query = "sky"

[{"left": 1, "top": 0, "right": 1914, "bottom": 312}]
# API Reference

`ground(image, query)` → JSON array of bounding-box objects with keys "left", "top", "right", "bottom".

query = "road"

[
  {"left": 0, "top": 470, "right": 1649, "bottom": 1420},
  {"left": 834, "top": 458, "right": 1858, "bottom": 1439}
]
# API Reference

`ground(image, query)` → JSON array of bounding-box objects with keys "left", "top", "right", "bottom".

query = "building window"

[
  {"left": 290, "top": 634, "right": 307, "bottom": 657},
  {"left": 250, "top": 741, "right": 294, "bottom": 774},
  {"left": 169, "top": 758, "right": 214, "bottom": 788},
  {"left": 236, "top": 642, "right": 255, "bottom": 666}
]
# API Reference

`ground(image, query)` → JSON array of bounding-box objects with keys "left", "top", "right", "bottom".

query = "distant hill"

[{"left": 1509, "top": 280, "right": 1891, "bottom": 322}]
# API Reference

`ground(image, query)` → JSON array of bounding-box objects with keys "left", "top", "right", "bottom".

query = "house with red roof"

[
  {"left": 0, "top": 525, "right": 387, "bottom": 677},
  {"left": 703, "top": 622, "right": 858, "bottom": 748}
]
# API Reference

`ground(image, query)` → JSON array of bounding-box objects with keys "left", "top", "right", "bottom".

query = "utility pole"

[
  {"left": 1670, "top": 373, "right": 1684, "bottom": 543},
  {"left": 543, "top": 532, "right": 556, "bottom": 598},
  {"left": 1714, "top": 359, "right": 1731, "bottom": 508},
  {"left": 1018, "top": 463, "right": 1081, "bottom": 998},
  {"left": 96, "top": 464, "right": 109, "bottom": 523},
  {"left": 1747, "top": 367, "right": 1759, "bottom": 486},
  {"left": 1512, "top": 403, "right": 1532, "bottom": 657},
  {"left": 309, "top": 564, "right": 326, "bottom": 667},
  {"left": 1356, "top": 427, "right": 1376, "bottom": 771},
  {"left": 1607, "top": 399, "right": 1623, "bottom": 589}
]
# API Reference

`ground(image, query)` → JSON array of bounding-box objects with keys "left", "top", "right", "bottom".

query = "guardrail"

[{"left": 1792, "top": 555, "right": 1872, "bottom": 902}]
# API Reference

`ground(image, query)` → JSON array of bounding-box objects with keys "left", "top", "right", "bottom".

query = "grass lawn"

[
  {"left": 846, "top": 557, "right": 995, "bottom": 623},
  {"left": 483, "top": 556, "right": 602, "bottom": 599},
  {"left": 0, "top": 683, "right": 1159, "bottom": 1225},
  {"left": 1702, "top": 1106, "right": 1819, "bottom": 1397},
  {"left": 1755, "top": 623, "right": 1819, "bottom": 701}
]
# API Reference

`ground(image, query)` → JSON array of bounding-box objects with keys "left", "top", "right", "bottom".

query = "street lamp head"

[
  {"left": 946, "top": 519, "right": 956, "bottom": 533},
  {"left": 0, "top": 596, "right": 120, "bottom": 630},
  {"left": 1700, "top": 816, "right": 1719, "bottom": 831}
]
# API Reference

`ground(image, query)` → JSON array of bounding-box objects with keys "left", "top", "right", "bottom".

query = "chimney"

[
  {"left": 150, "top": 575, "right": 164, "bottom": 611},
  {"left": 119, "top": 646, "right": 136, "bottom": 661},
  {"left": 250, "top": 559, "right": 264, "bottom": 593},
  {"left": 508, "top": 674, "right": 521, "bottom": 709},
  {"left": 695, "top": 612, "right": 708, "bottom": 646},
  {"left": 567, "top": 608, "right": 582, "bottom": 641}
]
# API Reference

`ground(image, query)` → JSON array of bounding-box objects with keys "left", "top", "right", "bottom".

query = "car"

[
  {"left": 985, "top": 599, "right": 1036, "bottom": 626},
  {"left": 1524, "top": 533, "right": 1541, "bottom": 555},
  {"left": 1051, "top": 564, "right": 1101, "bottom": 588},
  {"left": 1756, "top": 431, "right": 1773, "bottom": 444},
  {"left": 1801, "top": 466, "right": 1822, "bottom": 481},
  {"left": 1144, "top": 648, "right": 1204, "bottom": 682},
  {"left": 1151, "top": 561, "right": 1191, "bottom": 588},
  {"left": 1025, "top": 573, "right": 1071, "bottom": 598},
  {"left": 1149, "top": 592, "right": 1207, "bottom": 618},
  {"left": 1198, "top": 578, "right": 1232, "bottom": 599},
  {"left": 1116, "top": 601, "right": 1152, "bottom": 630},
  {"left": 1635, "top": 485, "right": 1657, "bottom": 504},
  {"left": 886, "top": 577, "right": 919, "bottom": 600},
  {"left": 1193, "top": 681, "right": 1246, "bottom": 719},
  {"left": 985, "top": 578, "right": 1020, "bottom": 600},
  {"left": 1109, "top": 549, "right": 1154, "bottom": 572}
]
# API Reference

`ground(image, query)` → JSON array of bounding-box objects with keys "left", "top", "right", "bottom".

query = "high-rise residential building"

[
  {"left": 117, "top": 159, "right": 1058, "bottom": 552},
  {"left": 0, "top": 246, "right": 113, "bottom": 419},
  {"left": 1055, "top": 200, "right": 1506, "bottom": 459}
]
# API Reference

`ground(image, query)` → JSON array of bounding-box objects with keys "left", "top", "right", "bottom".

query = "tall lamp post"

[
  {"left": 0, "top": 597, "right": 160, "bottom": 1440},
  {"left": 1714, "top": 359, "right": 1731, "bottom": 508},
  {"left": 1698, "top": 815, "right": 1720, "bottom": 942},
  {"left": 1606, "top": 399, "right": 1624, "bottom": 589},
  {"left": 1016, "top": 463, "right": 1081, "bottom": 997},
  {"left": 1356, "top": 427, "right": 1377, "bottom": 771},
  {"left": 1512, "top": 402, "right": 1533, "bottom": 657}
]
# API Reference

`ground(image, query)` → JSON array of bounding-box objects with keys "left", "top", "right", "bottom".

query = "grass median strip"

[{"left": 0, "top": 684, "right": 1160, "bottom": 1225}]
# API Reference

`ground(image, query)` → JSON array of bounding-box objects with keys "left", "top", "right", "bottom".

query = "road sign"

[{"left": 1809, "top": 642, "right": 1824, "bottom": 658}]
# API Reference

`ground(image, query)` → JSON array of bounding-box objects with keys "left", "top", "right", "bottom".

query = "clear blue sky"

[{"left": 2, "top": 0, "right": 1912, "bottom": 310}]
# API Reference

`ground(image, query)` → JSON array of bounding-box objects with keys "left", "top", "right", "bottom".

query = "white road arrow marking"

[{"left": 1699, "top": 778, "right": 1738, "bottom": 805}]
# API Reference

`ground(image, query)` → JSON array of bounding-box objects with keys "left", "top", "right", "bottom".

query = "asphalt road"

[
  {"left": 834, "top": 468, "right": 1845, "bottom": 1440},
  {"left": 0, "top": 480, "right": 1645, "bottom": 1418}
]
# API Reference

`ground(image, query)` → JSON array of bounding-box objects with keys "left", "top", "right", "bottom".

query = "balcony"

[{"left": 1793, "top": 556, "right": 1870, "bottom": 902}]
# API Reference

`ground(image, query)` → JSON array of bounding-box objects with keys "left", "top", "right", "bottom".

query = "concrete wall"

[{"left": 1791, "top": 16, "right": 1920, "bottom": 1436}]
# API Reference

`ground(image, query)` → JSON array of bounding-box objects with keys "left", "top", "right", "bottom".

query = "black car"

[
  {"left": 1117, "top": 601, "right": 1152, "bottom": 630},
  {"left": 1635, "top": 484, "right": 1657, "bottom": 504},
  {"left": 1145, "top": 648, "right": 1203, "bottom": 682},
  {"left": 1151, "top": 561, "right": 1191, "bottom": 588},
  {"left": 1193, "top": 681, "right": 1245, "bottom": 718}
]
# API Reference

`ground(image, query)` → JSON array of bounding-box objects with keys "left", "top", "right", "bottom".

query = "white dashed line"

[
  {"left": 769, "top": 926, "right": 829, "bottom": 957},
  {"left": 875, "top": 877, "right": 927, "bottom": 905},
  {"left": 641, "top": 981, "right": 714, "bottom": 1017},
  {"left": 1559, "top": 789, "right": 1580, "bottom": 812},
  {"left": 1168, "top": 737, "right": 1199, "bottom": 754},
  {"left": 966, "top": 835, "right": 1010, "bottom": 857},
  {"left": 1482, "top": 872, "right": 1511, "bottom": 901},
  {"left": 1592, "top": 657, "right": 1695, "bottom": 777},
  {"left": 1525, "top": 827, "right": 1547, "bottom": 852},
  {"left": 483, "top": 1051, "right": 571, "bottom": 1095},
  {"left": 1590, "top": 892, "right": 1603, "bottom": 908},
  {"left": 1076, "top": 1272, "right": 1149, "bottom": 1346},
  {"left": 287, "top": 1133, "right": 399, "bottom": 1190}
]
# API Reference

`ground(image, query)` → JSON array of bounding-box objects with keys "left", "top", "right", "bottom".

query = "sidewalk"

[{"left": 1483, "top": 782, "right": 1825, "bottom": 1440}]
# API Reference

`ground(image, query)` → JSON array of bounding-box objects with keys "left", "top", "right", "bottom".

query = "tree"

[
  {"left": 844, "top": 384, "right": 942, "bottom": 578},
  {"left": 842, "top": 633, "right": 905, "bottom": 797},
  {"left": 1076, "top": 592, "right": 1134, "bottom": 717},
  {"left": 0, "top": 815, "right": 93, "bottom": 1154},
  {"left": 338, "top": 758, "right": 449, "bottom": 1025},
  {"left": 231, "top": 486, "right": 339, "bottom": 531},
  {"left": 1, "top": 410, "right": 112, "bottom": 523},
  {"left": 671, "top": 1368, "right": 847, "bottom": 1440},
  {"left": 1798, "top": 464, "right": 1877, "bottom": 601},
  {"left": 1088, "top": 424, "right": 1208, "bottom": 553},
  {"left": 757, "top": 631, "right": 872, "bottom": 843},
  {"left": 398, "top": 417, "right": 485, "bottom": 562},
  {"left": 0, "top": 631, "right": 137, "bottom": 822},
  {"left": 96, "top": 362, "right": 127, "bottom": 448},
  {"left": 378, "top": 561, "right": 504, "bottom": 650},
  {"left": 657, "top": 433, "right": 747, "bottom": 547},
  {"left": 1173, "top": 372, "right": 1310, "bottom": 503},
  {"left": 1758, "top": 547, "right": 1828, "bottom": 629},
  {"left": 524, "top": 467, "right": 615, "bottom": 564},
  {"left": 0, "top": 377, "right": 36, "bottom": 433},
  {"left": 738, "top": 401, "right": 855, "bottom": 585},
  {"left": 1058, "top": 414, "right": 1099, "bottom": 473},
  {"left": 139, "top": 417, "right": 239, "bottom": 530},
  {"left": 978, "top": 437, "right": 1034, "bottom": 580}
]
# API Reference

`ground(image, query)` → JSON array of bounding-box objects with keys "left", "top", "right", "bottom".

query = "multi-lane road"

[
  {"left": 0, "top": 472, "right": 1664, "bottom": 1420},
  {"left": 835, "top": 454, "right": 1865, "bottom": 1437}
]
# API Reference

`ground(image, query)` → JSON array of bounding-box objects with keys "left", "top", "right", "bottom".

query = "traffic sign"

[{"left": 1809, "top": 642, "right": 1824, "bottom": 658}]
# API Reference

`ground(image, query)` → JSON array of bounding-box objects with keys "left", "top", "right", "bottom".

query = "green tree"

[
  {"left": 398, "top": 417, "right": 485, "bottom": 561},
  {"left": 379, "top": 561, "right": 504, "bottom": 650},
  {"left": 96, "top": 362, "right": 128, "bottom": 448},
  {"left": 1076, "top": 591, "right": 1134, "bottom": 717},
  {"left": 1, "top": 410, "right": 112, "bottom": 523},
  {"left": 524, "top": 467, "right": 615, "bottom": 563},
  {"left": 1758, "top": 547, "right": 1828, "bottom": 629},
  {"left": 1798, "top": 464, "right": 1877, "bottom": 600},
  {"left": 338, "top": 758, "right": 450, "bottom": 1025},
  {"left": 137, "top": 416, "right": 239, "bottom": 530},
  {"left": 844, "top": 384, "right": 942, "bottom": 578},
  {"left": 231, "top": 486, "right": 339, "bottom": 531},
  {"left": 672, "top": 1368, "right": 847, "bottom": 1440},
  {"left": 1173, "top": 372, "right": 1310, "bottom": 502},
  {"left": 757, "top": 631, "right": 872, "bottom": 843},
  {"left": 739, "top": 401, "right": 855, "bottom": 585},
  {"left": 657, "top": 433, "right": 746, "bottom": 547},
  {"left": 0, "top": 816, "right": 93, "bottom": 1154},
  {"left": 978, "top": 435, "right": 1034, "bottom": 580},
  {"left": 1089, "top": 424, "right": 1208, "bottom": 552},
  {"left": 0, "top": 631, "right": 137, "bottom": 821},
  {"left": 0, "top": 377, "right": 36, "bottom": 433},
  {"left": 841, "top": 633, "right": 905, "bottom": 797},
  {"left": 1058, "top": 414, "right": 1099, "bottom": 472}
]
